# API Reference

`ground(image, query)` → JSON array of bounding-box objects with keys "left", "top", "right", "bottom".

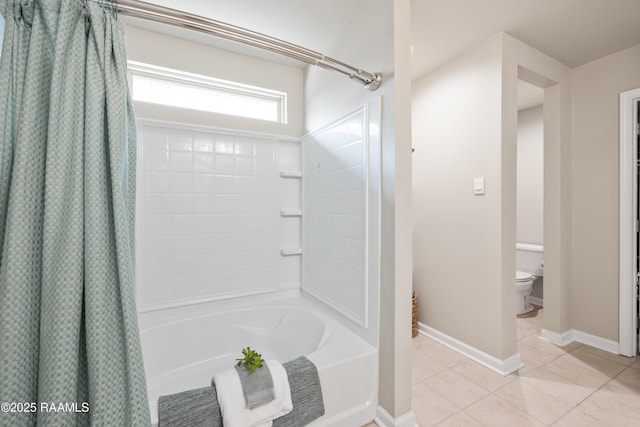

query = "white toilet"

[{"left": 515, "top": 243, "right": 544, "bottom": 315}]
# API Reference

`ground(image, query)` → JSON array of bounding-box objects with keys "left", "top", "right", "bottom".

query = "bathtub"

[{"left": 138, "top": 293, "right": 378, "bottom": 426}]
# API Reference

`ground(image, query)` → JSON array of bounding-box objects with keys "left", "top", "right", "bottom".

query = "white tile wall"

[
  {"left": 137, "top": 122, "right": 285, "bottom": 310},
  {"left": 303, "top": 108, "right": 368, "bottom": 327}
]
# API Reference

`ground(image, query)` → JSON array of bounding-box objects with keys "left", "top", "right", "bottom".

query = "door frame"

[{"left": 619, "top": 87, "right": 640, "bottom": 357}]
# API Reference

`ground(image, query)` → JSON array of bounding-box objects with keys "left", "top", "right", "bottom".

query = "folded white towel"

[{"left": 213, "top": 360, "right": 293, "bottom": 427}]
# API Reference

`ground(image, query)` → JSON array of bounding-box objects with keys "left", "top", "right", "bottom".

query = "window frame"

[{"left": 128, "top": 61, "right": 288, "bottom": 124}]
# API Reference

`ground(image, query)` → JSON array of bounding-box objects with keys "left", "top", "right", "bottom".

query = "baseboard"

[
  {"left": 540, "top": 328, "right": 574, "bottom": 346},
  {"left": 573, "top": 330, "right": 620, "bottom": 354},
  {"left": 541, "top": 328, "right": 620, "bottom": 354},
  {"left": 417, "top": 322, "right": 524, "bottom": 376},
  {"left": 375, "top": 406, "right": 418, "bottom": 427},
  {"left": 529, "top": 296, "right": 543, "bottom": 307}
]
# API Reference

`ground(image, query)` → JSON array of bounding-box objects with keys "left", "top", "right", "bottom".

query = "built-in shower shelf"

[
  {"left": 280, "top": 171, "right": 303, "bottom": 178},
  {"left": 280, "top": 210, "right": 303, "bottom": 217},
  {"left": 280, "top": 248, "right": 303, "bottom": 256}
]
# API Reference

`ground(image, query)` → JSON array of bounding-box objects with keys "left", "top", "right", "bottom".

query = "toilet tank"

[{"left": 516, "top": 243, "right": 544, "bottom": 277}]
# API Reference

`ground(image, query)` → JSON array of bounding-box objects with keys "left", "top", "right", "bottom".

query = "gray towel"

[
  {"left": 158, "top": 383, "right": 222, "bottom": 427},
  {"left": 158, "top": 356, "right": 324, "bottom": 427},
  {"left": 235, "top": 363, "right": 276, "bottom": 409},
  {"left": 274, "top": 356, "right": 325, "bottom": 427}
]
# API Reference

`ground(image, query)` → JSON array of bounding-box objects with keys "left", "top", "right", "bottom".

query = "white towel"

[{"left": 213, "top": 360, "right": 293, "bottom": 427}]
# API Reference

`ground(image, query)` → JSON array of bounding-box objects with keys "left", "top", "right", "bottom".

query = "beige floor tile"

[
  {"left": 519, "top": 334, "right": 572, "bottom": 357},
  {"left": 573, "top": 345, "right": 638, "bottom": 367},
  {"left": 516, "top": 316, "right": 541, "bottom": 329},
  {"left": 517, "top": 311, "right": 544, "bottom": 331},
  {"left": 558, "top": 341, "right": 583, "bottom": 352},
  {"left": 513, "top": 364, "right": 536, "bottom": 378},
  {"left": 450, "top": 358, "right": 515, "bottom": 392},
  {"left": 418, "top": 342, "right": 470, "bottom": 368},
  {"left": 575, "top": 386, "right": 640, "bottom": 427},
  {"left": 515, "top": 366, "right": 594, "bottom": 407},
  {"left": 517, "top": 321, "right": 541, "bottom": 341},
  {"left": 545, "top": 352, "right": 625, "bottom": 389},
  {"left": 413, "top": 310, "right": 640, "bottom": 427},
  {"left": 435, "top": 411, "right": 483, "bottom": 427},
  {"left": 597, "top": 368, "right": 640, "bottom": 407},
  {"left": 464, "top": 394, "right": 545, "bottom": 427},
  {"left": 551, "top": 408, "right": 610, "bottom": 427},
  {"left": 518, "top": 341, "right": 561, "bottom": 369},
  {"left": 494, "top": 377, "right": 574, "bottom": 424},
  {"left": 412, "top": 381, "right": 459, "bottom": 427},
  {"left": 613, "top": 365, "right": 640, "bottom": 389},
  {"left": 413, "top": 334, "right": 439, "bottom": 352},
  {"left": 424, "top": 370, "right": 489, "bottom": 409},
  {"left": 361, "top": 423, "right": 377, "bottom": 427},
  {"left": 564, "top": 348, "right": 629, "bottom": 376},
  {"left": 597, "top": 380, "right": 640, "bottom": 411},
  {"left": 413, "top": 350, "right": 449, "bottom": 381}
]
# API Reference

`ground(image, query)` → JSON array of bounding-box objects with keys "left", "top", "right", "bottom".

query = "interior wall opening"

[{"left": 515, "top": 79, "right": 545, "bottom": 350}]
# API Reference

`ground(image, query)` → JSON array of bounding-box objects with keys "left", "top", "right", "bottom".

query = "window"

[{"left": 128, "top": 61, "right": 287, "bottom": 123}]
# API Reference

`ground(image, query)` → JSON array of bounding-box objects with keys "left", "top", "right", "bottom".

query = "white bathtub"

[{"left": 138, "top": 293, "right": 378, "bottom": 426}]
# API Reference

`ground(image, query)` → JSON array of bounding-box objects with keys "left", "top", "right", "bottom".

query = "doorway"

[
  {"left": 512, "top": 62, "right": 571, "bottom": 357},
  {"left": 516, "top": 79, "right": 545, "bottom": 356}
]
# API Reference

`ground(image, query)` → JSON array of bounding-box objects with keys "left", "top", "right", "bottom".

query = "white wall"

[
  {"left": 517, "top": 105, "right": 544, "bottom": 245},
  {"left": 571, "top": 43, "right": 640, "bottom": 342}
]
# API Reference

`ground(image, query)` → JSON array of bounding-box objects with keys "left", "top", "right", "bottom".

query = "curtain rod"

[{"left": 92, "top": 0, "right": 382, "bottom": 91}]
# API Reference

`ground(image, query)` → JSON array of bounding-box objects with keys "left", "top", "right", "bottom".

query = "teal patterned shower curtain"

[{"left": 0, "top": 0, "right": 150, "bottom": 425}]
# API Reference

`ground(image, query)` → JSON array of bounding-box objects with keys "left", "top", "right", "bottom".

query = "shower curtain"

[{"left": 0, "top": 1, "right": 150, "bottom": 425}]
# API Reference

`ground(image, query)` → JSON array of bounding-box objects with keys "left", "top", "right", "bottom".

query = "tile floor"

[{"left": 364, "top": 307, "right": 640, "bottom": 426}]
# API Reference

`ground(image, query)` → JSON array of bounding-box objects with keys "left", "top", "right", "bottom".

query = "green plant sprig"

[{"left": 236, "top": 347, "right": 265, "bottom": 374}]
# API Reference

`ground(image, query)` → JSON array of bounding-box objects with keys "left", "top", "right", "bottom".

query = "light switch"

[{"left": 473, "top": 177, "right": 485, "bottom": 195}]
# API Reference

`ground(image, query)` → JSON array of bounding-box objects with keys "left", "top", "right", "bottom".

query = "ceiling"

[
  {"left": 411, "top": 0, "right": 640, "bottom": 80},
  {"left": 124, "top": 0, "right": 367, "bottom": 68},
  {"left": 131, "top": 0, "right": 640, "bottom": 85}
]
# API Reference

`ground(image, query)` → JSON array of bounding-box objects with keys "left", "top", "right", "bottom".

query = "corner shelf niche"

[
  {"left": 280, "top": 248, "right": 303, "bottom": 256},
  {"left": 280, "top": 210, "right": 302, "bottom": 217},
  {"left": 280, "top": 171, "right": 302, "bottom": 179}
]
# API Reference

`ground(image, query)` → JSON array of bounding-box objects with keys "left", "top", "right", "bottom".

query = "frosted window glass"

[{"left": 129, "top": 61, "right": 287, "bottom": 124}]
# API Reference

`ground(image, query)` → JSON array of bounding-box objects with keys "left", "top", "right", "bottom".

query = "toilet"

[{"left": 515, "top": 243, "right": 544, "bottom": 315}]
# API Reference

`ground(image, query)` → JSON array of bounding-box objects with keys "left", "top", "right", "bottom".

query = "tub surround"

[
  {"left": 303, "top": 106, "right": 371, "bottom": 332},
  {"left": 136, "top": 120, "right": 302, "bottom": 313},
  {"left": 141, "top": 293, "right": 377, "bottom": 426}
]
